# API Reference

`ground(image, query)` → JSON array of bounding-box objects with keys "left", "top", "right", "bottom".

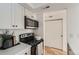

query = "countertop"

[{"left": 0, "top": 42, "right": 31, "bottom": 55}]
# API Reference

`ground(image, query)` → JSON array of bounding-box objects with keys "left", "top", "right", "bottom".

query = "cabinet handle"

[
  {"left": 12, "top": 25, "right": 18, "bottom": 27},
  {"left": 12, "top": 25, "right": 15, "bottom": 27},
  {"left": 61, "top": 35, "right": 63, "bottom": 37},
  {"left": 16, "top": 25, "right": 18, "bottom": 27},
  {"left": 25, "top": 53, "right": 27, "bottom": 55},
  {"left": 49, "top": 16, "right": 53, "bottom": 18}
]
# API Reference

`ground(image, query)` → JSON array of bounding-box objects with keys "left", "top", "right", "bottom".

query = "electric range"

[{"left": 19, "top": 33, "right": 43, "bottom": 55}]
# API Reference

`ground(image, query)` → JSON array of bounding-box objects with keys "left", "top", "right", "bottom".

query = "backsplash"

[{"left": 0, "top": 29, "right": 33, "bottom": 43}]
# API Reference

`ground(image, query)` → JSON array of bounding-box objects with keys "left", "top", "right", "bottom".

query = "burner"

[
  {"left": 19, "top": 33, "right": 43, "bottom": 46},
  {"left": 26, "top": 39, "right": 43, "bottom": 47}
]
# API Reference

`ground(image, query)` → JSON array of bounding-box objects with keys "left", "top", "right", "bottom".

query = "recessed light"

[
  {"left": 43, "top": 6, "right": 50, "bottom": 9},
  {"left": 45, "top": 6, "right": 50, "bottom": 8}
]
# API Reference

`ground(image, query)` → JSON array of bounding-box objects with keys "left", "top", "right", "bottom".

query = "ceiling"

[
  {"left": 20, "top": 3, "right": 78, "bottom": 13},
  {"left": 20, "top": 3, "right": 51, "bottom": 12},
  {"left": 27, "top": 3, "right": 46, "bottom": 9},
  {"left": 27, "top": 3, "right": 54, "bottom": 12}
]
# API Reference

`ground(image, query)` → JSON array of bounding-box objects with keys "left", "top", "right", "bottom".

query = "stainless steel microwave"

[{"left": 24, "top": 16, "right": 39, "bottom": 29}]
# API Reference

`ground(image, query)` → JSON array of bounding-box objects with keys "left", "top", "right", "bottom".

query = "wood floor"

[{"left": 44, "top": 46, "right": 66, "bottom": 55}]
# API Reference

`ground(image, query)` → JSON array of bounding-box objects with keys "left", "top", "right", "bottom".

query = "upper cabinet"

[
  {"left": 0, "top": 3, "right": 24, "bottom": 29},
  {"left": 11, "top": 4, "right": 24, "bottom": 29},
  {"left": 0, "top": 3, "right": 12, "bottom": 29}
]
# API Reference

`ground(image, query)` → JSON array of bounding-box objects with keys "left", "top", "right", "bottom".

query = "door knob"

[{"left": 61, "top": 35, "right": 63, "bottom": 37}]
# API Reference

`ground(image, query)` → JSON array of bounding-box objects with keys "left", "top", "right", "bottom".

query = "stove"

[{"left": 19, "top": 33, "right": 43, "bottom": 55}]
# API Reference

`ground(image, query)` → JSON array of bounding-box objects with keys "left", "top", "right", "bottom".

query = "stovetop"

[
  {"left": 19, "top": 33, "right": 43, "bottom": 47},
  {"left": 26, "top": 39, "right": 43, "bottom": 47}
]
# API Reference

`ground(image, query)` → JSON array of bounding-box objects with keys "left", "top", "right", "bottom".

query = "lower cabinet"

[
  {"left": 16, "top": 49, "right": 30, "bottom": 55},
  {"left": 37, "top": 42, "right": 44, "bottom": 55}
]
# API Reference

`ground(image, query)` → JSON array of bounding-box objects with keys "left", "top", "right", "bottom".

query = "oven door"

[{"left": 31, "top": 45, "right": 38, "bottom": 55}]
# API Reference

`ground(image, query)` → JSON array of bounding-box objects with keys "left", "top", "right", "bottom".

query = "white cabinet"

[
  {"left": 0, "top": 3, "right": 24, "bottom": 29},
  {"left": 17, "top": 49, "right": 30, "bottom": 55},
  {"left": 0, "top": 3, "right": 12, "bottom": 29},
  {"left": 12, "top": 4, "right": 24, "bottom": 29},
  {"left": 38, "top": 42, "right": 43, "bottom": 55}
]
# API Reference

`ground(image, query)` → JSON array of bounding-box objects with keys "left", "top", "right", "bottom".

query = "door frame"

[{"left": 43, "top": 9, "right": 67, "bottom": 54}]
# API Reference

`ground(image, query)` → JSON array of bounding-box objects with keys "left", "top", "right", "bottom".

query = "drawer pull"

[
  {"left": 16, "top": 25, "right": 18, "bottom": 27},
  {"left": 49, "top": 16, "right": 53, "bottom": 18},
  {"left": 12, "top": 25, "right": 15, "bottom": 27}
]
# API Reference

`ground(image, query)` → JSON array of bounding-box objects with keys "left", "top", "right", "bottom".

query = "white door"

[{"left": 45, "top": 19, "right": 63, "bottom": 49}]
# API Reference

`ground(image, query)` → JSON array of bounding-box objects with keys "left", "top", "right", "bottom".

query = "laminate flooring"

[{"left": 44, "top": 46, "right": 66, "bottom": 55}]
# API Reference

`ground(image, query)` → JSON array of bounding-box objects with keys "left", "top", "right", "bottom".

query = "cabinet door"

[
  {"left": 16, "top": 49, "right": 30, "bottom": 55},
  {"left": 0, "top": 3, "right": 11, "bottom": 29},
  {"left": 12, "top": 3, "right": 24, "bottom": 29},
  {"left": 38, "top": 42, "right": 43, "bottom": 55},
  {"left": 16, "top": 50, "right": 27, "bottom": 55}
]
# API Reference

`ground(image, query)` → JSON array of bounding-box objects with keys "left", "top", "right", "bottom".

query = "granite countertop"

[{"left": 0, "top": 42, "right": 31, "bottom": 55}]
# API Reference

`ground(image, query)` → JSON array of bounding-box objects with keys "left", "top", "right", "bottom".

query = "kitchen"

[
  {"left": 1, "top": 3, "right": 79, "bottom": 55},
  {"left": 0, "top": 3, "right": 44, "bottom": 55},
  {"left": 0, "top": 0, "right": 79, "bottom": 59}
]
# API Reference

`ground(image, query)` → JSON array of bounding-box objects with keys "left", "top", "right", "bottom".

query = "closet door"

[{"left": 45, "top": 19, "right": 63, "bottom": 49}]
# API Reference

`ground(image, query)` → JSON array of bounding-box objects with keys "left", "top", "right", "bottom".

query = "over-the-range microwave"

[{"left": 24, "top": 16, "right": 39, "bottom": 29}]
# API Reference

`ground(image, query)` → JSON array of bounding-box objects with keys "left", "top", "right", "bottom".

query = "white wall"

[
  {"left": 24, "top": 9, "right": 37, "bottom": 20},
  {"left": 67, "top": 4, "right": 79, "bottom": 54},
  {"left": 33, "top": 13, "right": 43, "bottom": 38}
]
